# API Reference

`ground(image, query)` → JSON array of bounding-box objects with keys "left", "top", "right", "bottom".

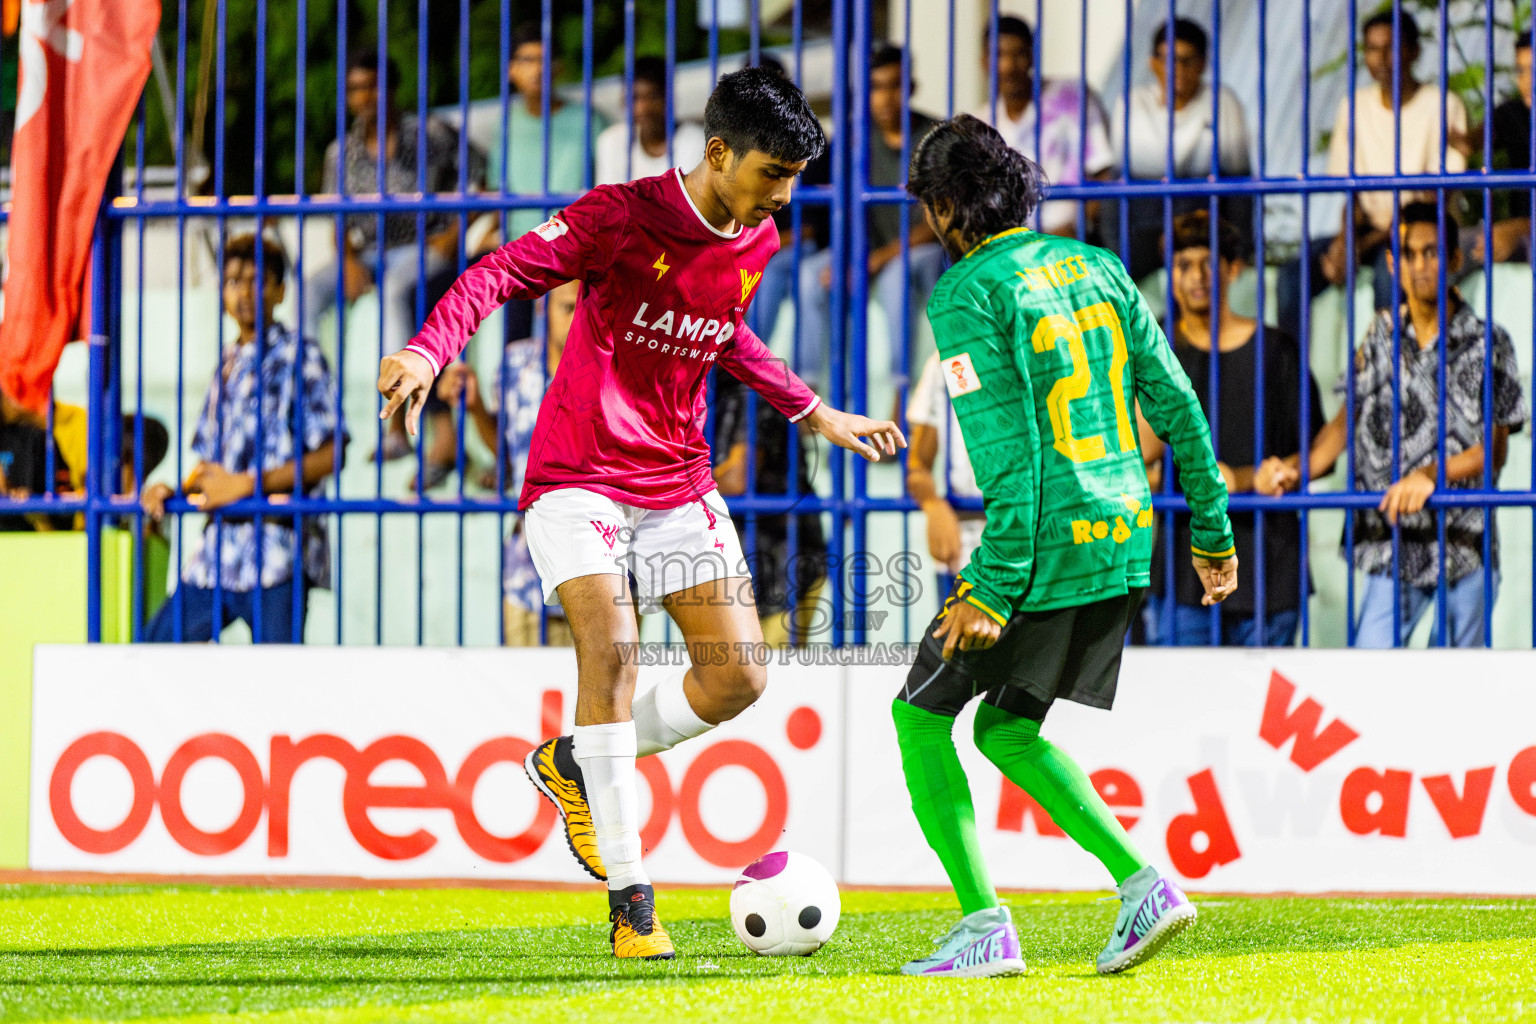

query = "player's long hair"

[{"left": 907, "top": 114, "right": 1047, "bottom": 248}]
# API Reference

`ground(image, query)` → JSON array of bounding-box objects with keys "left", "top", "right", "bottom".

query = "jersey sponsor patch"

[
  {"left": 942, "top": 352, "right": 983, "bottom": 398},
  {"left": 533, "top": 216, "right": 569, "bottom": 242}
]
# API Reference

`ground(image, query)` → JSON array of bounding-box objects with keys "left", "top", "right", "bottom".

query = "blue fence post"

[
  {"left": 86, "top": 162, "right": 123, "bottom": 644},
  {"left": 827, "top": 0, "right": 849, "bottom": 648}
]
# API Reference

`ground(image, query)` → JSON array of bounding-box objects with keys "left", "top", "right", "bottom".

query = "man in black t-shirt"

[{"left": 1138, "top": 212, "right": 1325, "bottom": 646}]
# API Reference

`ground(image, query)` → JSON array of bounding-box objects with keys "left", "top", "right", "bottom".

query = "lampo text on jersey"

[{"left": 624, "top": 301, "right": 735, "bottom": 362}]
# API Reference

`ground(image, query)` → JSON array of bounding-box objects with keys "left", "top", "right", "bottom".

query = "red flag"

[{"left": 0, "top": 0, "right": 160, "bottom": 414}]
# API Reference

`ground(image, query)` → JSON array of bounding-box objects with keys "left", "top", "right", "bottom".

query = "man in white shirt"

[
  {"left": 595, "top": 56, "right": 706, "bottom": 186},
  {"left": 1107, "top": 18, "right": 1253, "bottom": 282},
  {"left": 968, "top": 15, "right": 1113, "bottom": 238},
  {"left": 905, "top": 351, "right": 984, "bottom": 609},
  {"left": 1278, "top": 9, "right": 1469, "bottom": 331}
]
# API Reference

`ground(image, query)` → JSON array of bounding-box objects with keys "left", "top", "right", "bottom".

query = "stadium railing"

[{"left": 2, "top": 0, "right": 1533, "bottom": 651}]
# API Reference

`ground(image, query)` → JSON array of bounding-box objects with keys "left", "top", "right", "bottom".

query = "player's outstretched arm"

[
  {"left": 377, "top": 189, "right": 622, "bottom": 435},
  {"left": 716, "top": 323, "right": 906, "bottom": 460},
  {"left": 804, "top": 404, "right": 906, "bottom": 462}
]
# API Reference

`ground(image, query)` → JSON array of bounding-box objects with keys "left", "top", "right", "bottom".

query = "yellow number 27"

[{"left": 1029, "top": 302, "right": 1137, "bottom": 464}]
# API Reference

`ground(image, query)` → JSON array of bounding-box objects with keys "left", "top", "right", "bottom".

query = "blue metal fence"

[{"left": 7, "top": 0, "right": 1535, "bottom": 649}]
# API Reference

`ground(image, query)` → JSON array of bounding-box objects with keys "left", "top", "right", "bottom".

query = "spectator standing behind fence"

[
  {"left": 968, "top": 15, "right": 1113, "bottom": 238},
  {"left": 144, "top": 235, "right": 348, "bottom": 644},
  {"left": 744, "top": 54, "right": 830, "bottom": 351},
  {"left": 798, "top": 44, "right": 944, "bottom": 392},
  {"left": 595, "top": 56, "right": 706, "bottom": 186},
  {"left": 303, "top": 48, "right": 483, "bottom": 465},
  {"left": 1139, "top": 213, "right": 1324, "bottom": 647},
  {"left": 1301, "top": 204, "right": 1525, "bottom": 648},
  {"left": 1108, "top": 18, "right": 1252, "bottom": 284},
  {"left": 494, "top": 24, "right": 609, "bottom": 240},
  {"left": 711, "top": 370, "right": 829, "bottom": 647},
  {"left": 905, "top": 348, "right": 988, "bottom": 614},
  {"left": 1474, "top": 30, "right": 1534, "bottom": 265},
  {"left": 436, "top": 280, "right": 579, "bottom": 647},
  {"left": 1279, "top": 11, "right": 1469, "bottom": 332}
]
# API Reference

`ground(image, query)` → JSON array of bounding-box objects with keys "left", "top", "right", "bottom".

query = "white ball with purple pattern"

[{"left": 729, "top": 850, "right": 841, "bottom": 956}]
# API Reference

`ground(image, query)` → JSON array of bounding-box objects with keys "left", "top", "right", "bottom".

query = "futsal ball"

[{"left": 729, "top": 850, "right": 841, "bottom": 956}]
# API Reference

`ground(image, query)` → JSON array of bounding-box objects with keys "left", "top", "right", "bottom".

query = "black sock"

[{"left": 608, "top": 882, "right": 655, "bottom": 913}]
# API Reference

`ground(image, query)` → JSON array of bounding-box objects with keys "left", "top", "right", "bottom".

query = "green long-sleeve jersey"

[{"left": 931, "top": 227, "right": 1235, "bottom": 623}]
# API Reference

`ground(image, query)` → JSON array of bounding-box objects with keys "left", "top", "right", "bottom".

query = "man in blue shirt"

[{"left": 144, "top": 234, "right": 348, "bottom": 643}]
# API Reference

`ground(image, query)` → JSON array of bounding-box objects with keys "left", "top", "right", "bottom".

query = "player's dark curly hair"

[
  {"left": 906, "top": 114, "right": 1047, "bottom": 245},
  {"left": 704, "top": 66, "right": 826, "bottom": 164}
]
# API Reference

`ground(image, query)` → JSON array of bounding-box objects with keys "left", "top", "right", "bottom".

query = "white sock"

[
  {"left": 572, "top": 721, "right": 649, "bottom": 891},
  {"left": 632, "top": 671, "right": 716, "bottom": 757}
]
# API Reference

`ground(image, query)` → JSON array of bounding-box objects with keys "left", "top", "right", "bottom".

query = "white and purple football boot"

[
  {"left": 1095, "top": 866, "right": 1198, "bottom": 974},
  {"left": 900, "top": 905, "right": 1026, "bottom": 977}
]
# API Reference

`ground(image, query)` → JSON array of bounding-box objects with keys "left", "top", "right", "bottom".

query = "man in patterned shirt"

[
  {"left": 1303, "top": 202, "right": 1527, "bottom": 647},
  {"left": 436, "top": 280, "right": 580, "bottom": 647},
  {"left": 143, "top": 234, "right": 348, "bottom": 643}
]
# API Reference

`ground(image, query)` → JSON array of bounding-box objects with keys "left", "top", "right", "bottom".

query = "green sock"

[
  {"left": 891, "top": 700, "right": 998, "bottom": 916},
  {"left": 973, "top": 701, "right": 1150, "bottom": 886}
]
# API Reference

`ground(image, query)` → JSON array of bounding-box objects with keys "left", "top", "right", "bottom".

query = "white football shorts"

[{"left": 523, "top": 486, "right": 749, "bottom": 614}]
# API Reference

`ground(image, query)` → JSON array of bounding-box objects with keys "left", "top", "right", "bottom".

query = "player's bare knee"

[
  {"left": 735, "top": 660, "right": 769, "bottom": 703},
  {"left": 697, "top": 659, "right": 767, "bottom": 716},
  {"left": 726, "top": 660, "right": 768, "bottom": 709}
]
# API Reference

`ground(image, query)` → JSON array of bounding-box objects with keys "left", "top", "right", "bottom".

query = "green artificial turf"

[{"left": 1, "top": 884, "right": 1532, "bottom": 1023}]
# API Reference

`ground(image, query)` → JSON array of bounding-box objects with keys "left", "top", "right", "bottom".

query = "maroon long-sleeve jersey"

[{"left": 404, "top": 169, "right": 821, "bottom": 510}]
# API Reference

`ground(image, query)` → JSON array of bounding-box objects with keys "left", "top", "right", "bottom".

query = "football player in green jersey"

[{"left": 892, "top": 114, "right": 1238, "bottom": 978}]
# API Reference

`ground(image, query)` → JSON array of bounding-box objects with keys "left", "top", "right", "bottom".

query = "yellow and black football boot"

[
  {"left": 524, "top": 736, "right": 606, "bottom": 881},
  {"left": 609, "top": 884, "right": 676, "bottom": 960}
]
